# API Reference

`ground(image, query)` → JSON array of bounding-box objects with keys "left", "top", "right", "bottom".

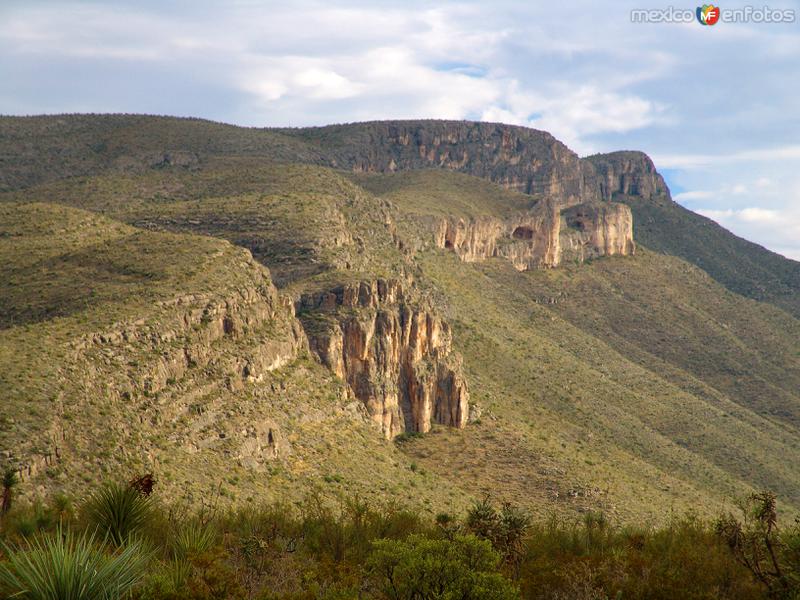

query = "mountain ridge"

[{"left": 2, "top": 114, "right": 799, "bottom": 523}]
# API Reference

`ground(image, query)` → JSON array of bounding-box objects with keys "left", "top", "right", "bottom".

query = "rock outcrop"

[
  {"left": 288, "top": 122, "right": 669, "bottom": 206},
  {"left": 434, "top": 201, "right": 634, "bottom": 269},
  {"left": 298, "top": 279, "right": 469, "bottom": 438},
  {"left": 434, "top": 206, "right": 561, "bottom": 269},
  {"left": 560, "top": 202, "right": 635, "bottom": 262},
  {"left": 289, "top": 121, "right": 601, "bottom": 206},
  {"left": 583, "top": 151, "right": 670, "bottom": 201},
  {"left": 71, "top": 253, "right": 306, "bottom": 397}
]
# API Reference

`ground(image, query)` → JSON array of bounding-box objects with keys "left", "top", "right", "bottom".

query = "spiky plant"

[
  {"left": 173, "top": 521, "right": 216, "bottom": 560},
  {"left": 84, "top": 483, "right": 151, "bottom": 547},
  {"left": 0, "top": 527, "right": 150, "bottom": 600}
]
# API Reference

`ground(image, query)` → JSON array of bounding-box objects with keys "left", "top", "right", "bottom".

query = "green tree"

[{"left": 2, "top": 469, "right": 18, "bottom": 515}]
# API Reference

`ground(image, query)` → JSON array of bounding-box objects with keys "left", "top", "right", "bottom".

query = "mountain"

[{"left": 1, "top": 115, "right": 799, "bottom": 522}]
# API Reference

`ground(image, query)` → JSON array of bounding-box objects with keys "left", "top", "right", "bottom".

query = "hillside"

[{"left": 1, "top": 115, "right": 799, "bottom": 524}]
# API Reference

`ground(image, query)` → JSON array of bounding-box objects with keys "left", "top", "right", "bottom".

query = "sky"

[{"left": 1, "top": 0, "right": 799, "bottom": 258}]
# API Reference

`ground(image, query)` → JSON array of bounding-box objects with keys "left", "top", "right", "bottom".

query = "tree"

[
  {"left": 465, "top": 498, "right": 530, "bottom": 577},
  {"left": 715, "top": 491, "right": 798, "bottom": 598},
  {"left": 2, "top": 468, "right": 18, "bottom": 515}
]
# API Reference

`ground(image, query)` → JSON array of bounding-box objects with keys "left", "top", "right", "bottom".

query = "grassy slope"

[
  {"left": 0, "top": 202, "right": 466, "bottom": 515},
  {"left": 0, "top": 115, "right": 327, "bottom": 192},
  {"left": 2, "top": 115, "right": 799, "bottom": 521},
  {"left": 620, "top": 194, "right": 800, "bottom": 318},
  {"left": 359, "top": 171, "right": 800, "bottom": 520}
]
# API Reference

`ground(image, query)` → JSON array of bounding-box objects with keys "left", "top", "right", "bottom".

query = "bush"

[
  {"left": 172, "top": 521, "right": 216, "bottom": 560},
  {"left": 368, "top": 534, "right": 518, "bottom": 600}
]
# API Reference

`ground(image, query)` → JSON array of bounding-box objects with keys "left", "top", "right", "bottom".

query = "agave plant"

[
  {"left": 84, "top": 483, "right": 151, "bottom": 547},
  {"left": 0, "top": 527, "right": 150, "bottom": 600}
]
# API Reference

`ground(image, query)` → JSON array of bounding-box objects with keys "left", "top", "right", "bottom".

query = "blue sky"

[{"left": 1, "top": 0, "right": 799, "bottom": 258}]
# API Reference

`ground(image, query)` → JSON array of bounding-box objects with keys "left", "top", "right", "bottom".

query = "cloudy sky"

[{"left": 2, "top": 0, "right": 799, "bottom": 258}]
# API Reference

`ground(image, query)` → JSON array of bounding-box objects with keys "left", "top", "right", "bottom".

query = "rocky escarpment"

[
  {"left": 585, "top": 151, "right": 670, "bottom": 201},
  {"left": 9, "top": 247, "right": 307, "bottom": 484},
  {"left": 288, "top": 122, "right": 670, "bottom": 208},
  {"left": 69, "top": 247, "right": 306, "bottom": 394},
  {"left": 434, "top": 200, "right": 634, "bottom": 269},
  {"left": 560, "top": 202, "right": 635, "bottom": 262},
  {"left": 288, "top": 121, "right": 600, "bottom": 206},
  {"left": 297, "top": 279, "right": 469, "bottom": 438},
  {"left": 435, "top": 204, "right": 561, "bottom": 269}
]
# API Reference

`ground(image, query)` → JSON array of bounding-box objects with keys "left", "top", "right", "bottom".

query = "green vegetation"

[
  {"left": 3, "top": 479, "right": 800, "bottom": 599},
  {"left": 1, "top": 114, "right": 799, "bottom": 529},
  {"left": 0, "top": 526, "right": 150, "bottom": 600},
  {"left": 84, "top": 482, "right": 153, "bottom": 546}
]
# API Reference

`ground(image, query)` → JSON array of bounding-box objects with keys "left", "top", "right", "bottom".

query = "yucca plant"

[
  {"left": 0, "top": 526, "right": 150, "bottom": 600},
  {"left": 172, "top": 520, "right": 216, "bottom": 559},
  {"left": 84, "top": 483, "right": 151, "bottom": 547}
]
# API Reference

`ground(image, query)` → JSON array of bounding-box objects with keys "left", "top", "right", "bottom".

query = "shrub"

[
  {"left": 2, "top": 469, "right": 19, "bottom": 515},
  {"left": 367, "top": 534, "right": 518, "bottom": 600}
]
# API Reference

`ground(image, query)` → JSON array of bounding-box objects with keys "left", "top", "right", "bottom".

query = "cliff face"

[
  {"left": 434, "top": 206, "right": 561, "bottom": 269},
  {"left": 433, "top": 201, "right": 634, "bottom": 269},
  {"left": 585, "top": 151, "right": 670, "bottom": 201},
  {"left": 560, "top": 202, "right": 636, "bottom": 262},
  {"left": 291, "top": 121, "right": 600, "bottom": 206},
  {"left": 290, "top": 122, "right": 669, "bottom": 205},
  {"left": 298, "top": 279, "right": 469, "bottom": 438}
]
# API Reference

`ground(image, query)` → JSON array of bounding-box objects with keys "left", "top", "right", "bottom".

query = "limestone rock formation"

[
  {"left": 433, "top": 201, "right": 634, "bottom": 269},
  {"left": 290, "top": 122, "right": 670, "bottom": 209},
  {"left": 72, "top": 255, "right": 306, "bottom": 397},
  {"left": 584, "top": 151, "right": 670, "bottom": 201},
  {"left": 289, "top": 121, "right": 601, "bottom": 206},
  {"left": 560, "top": 202, "right": 636, "bottom": 262},
  {"left": 298, "top": 279, "right": 469, "bottom": 438}
]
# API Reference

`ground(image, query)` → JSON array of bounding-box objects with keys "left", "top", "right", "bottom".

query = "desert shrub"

[
  {"left": 0, "top": 526, "right": 150, "bottom": 600},
  {"left": 465, "top": 498, "right": 530, "bottom": 575},
  {"left": 715, "top": 491, "right": 800, "bottom": 598},
  {"left": 367, "top": 533, "right": 518, "bottom": 600},
  {"left": 519, "top": 512, "right": 764, "bottom": 600},
  {"left": 2, "top": 469, "right": 18, "bottom": 515}
]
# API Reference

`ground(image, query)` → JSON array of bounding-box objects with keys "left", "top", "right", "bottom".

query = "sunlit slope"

[{"left": 0, "top": 202, "right": 470, "bottom": 514}]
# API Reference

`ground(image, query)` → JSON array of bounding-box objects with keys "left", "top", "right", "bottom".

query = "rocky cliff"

[
  {"left": 6, "top": 241, "right": 310, "bottom": 485},
  {"left": 560, "top": 202, "right": 636, "bottom": 262},
  {"left": 585, "top": 151, "right": 670, "bottom": 201},
  {"left": 288, "top": 121, "right": 600, "bottom": 206},
  {"left": 286, "top": 122, "right": 666, "bottom": 267},
  {"left": 433, "top": 200, "right": 634, "bottom": 269},
  {"left": 297, "top": 279, "right": 469, "bottom": 438},
  {"left": 288, "top": 121, "right": 669, "bottom": 207}
]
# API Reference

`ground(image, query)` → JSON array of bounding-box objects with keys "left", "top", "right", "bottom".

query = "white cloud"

[
  {"left": 674, "top": 190, "right": 715, "bottom": 202},
  {"left": 0, "top": 0, "right": 798, "bottom": 259},
  {"left": 654, "top": 146, "right": 800, "bottom": 170}
]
